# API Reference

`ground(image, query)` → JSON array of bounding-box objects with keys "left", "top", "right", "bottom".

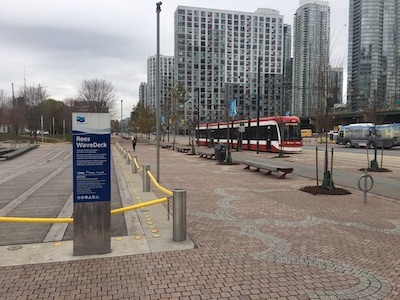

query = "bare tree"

[
  {"left": 129, "top": 103, "right": 155, "bottom": 139},
  {"left": 12, "top": 95, "right": 25, "bottom": 136},
  {"left": 0, "top": 90, "right": 6, "bottom": 127},
  {"left": 167, "top": 83, "right": 186, "bottom": 149},
  {"left": 62, "top": 98, "right": 76, "bottom": 135},
  {"left": 0, "top": 91, "right": 16, "bottom": 134},
  {"left": 17, "top": 85, "right": 48, "bottom": 136},
  {"left": 39, "top": 99, "right": 68, "bottom": 136},
  {"left": 76, "top": 79, "right": 117, "bottom": 114}
]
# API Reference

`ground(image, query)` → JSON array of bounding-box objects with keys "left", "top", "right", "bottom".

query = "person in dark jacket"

[{"left": 132, "top": 137, "right": 137, "bottom": 151}]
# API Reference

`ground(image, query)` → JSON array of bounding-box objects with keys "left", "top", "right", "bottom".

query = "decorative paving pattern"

[
  {"left": 2, "top": 140, "right": 398, "bottom": 299},
  {"left": 190, "top": 186, "right": 393, "bottom": 299}
]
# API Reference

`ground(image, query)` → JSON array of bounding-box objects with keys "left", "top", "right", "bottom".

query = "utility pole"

[
  {"left": 225, "top": 81, "right": 232, "bottom": 164},
  {"left": 256, "top": 57, "right": 261, "bottom": 154},
  {"left": 190, "top": 90, "right": 195, "bottom": 155},
  {"left": 12, "top": 83, "right": 17, "bottom": 136},
  {"left": 197, "top": 88, "right": 200, "bottom": 147},
  {"left": 120, "top": 99, "right": 123, "bottom": 137},
  {"left": 41, "top": 116, "right": 44, "bottom": 143},
  {"left": 52, "top": 116, "right": 55, "bottom": 141},
  {"left": 155, "top": 1, "right": 162, "bottom": 182}
]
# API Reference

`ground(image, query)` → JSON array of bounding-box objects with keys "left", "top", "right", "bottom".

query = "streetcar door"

[{"left": 266, "top": 125, "right": 272, "bottom": 151}]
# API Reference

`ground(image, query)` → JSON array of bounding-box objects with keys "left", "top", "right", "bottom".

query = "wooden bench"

[
  {"left": 242, "top": 159, "right": 293, "bottom": 179},
  {"left": 198, "top": 150, "right": 215, "bottom": 159},
  {"left": 176, "top": 147, "right": 191, "bottom": 153}
]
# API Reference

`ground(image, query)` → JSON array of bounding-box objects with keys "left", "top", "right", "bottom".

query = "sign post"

[
  {"left": 238, "top": 121, "right": 245, "bottom": 151},
  {"left": 72, "top": 113, "right": 111, "bottom": 256}
]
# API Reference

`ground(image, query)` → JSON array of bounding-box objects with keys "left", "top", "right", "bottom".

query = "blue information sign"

[
  {"left": 72, "top": 113, "right": 111, "bottom": 203},
  {"left": 229, "top": 99, "right": 237, "bottom": 117}
]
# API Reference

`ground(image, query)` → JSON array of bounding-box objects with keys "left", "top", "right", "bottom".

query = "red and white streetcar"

[{"left": 196, "top": 116, "right": 303, "bottom": 153}]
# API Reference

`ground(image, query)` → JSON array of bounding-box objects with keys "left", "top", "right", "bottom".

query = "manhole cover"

[{"left": 7, "top": 246, "right": 22, "bottom": 251}]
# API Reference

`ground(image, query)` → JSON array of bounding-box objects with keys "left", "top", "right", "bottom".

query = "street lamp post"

[
  {"left": 225, "top": 82, "right": 232, "bottom": 164},
  {"left": 256, "top": 56, "right": 261, "bottom": 154},
  {"left": 225, "top": 75, "right": 241, "bottom": 163},
  {"left": 190, "top": 92, "right": 195, "bottom": 155},
  {"left": 52, "top": 116, "right": 55, "bottom": 140},
  {"left": 196, "top": 88, "right": 200, "bottom": 147},
  {"left": 155, "top": 1, "right": 162, "bottom": 182},
  {"left": 120, "top": 99, "right": 123, "bottom": 137},
  {"left": 279, "top": 118, "right": 285, "bottom": 157}
]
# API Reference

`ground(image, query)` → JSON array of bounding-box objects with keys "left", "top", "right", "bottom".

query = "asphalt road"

[
  {"left": 229, "top": 144, "right": 400, "bottom": 200},
  {"left": 153, "top": 135, "right": 400, "bottom": 200}
]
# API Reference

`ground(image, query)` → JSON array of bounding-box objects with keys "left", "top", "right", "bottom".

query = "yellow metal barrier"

[
  {"left": 0, "top": 217, "right": 73, "bottom": 224},
  {"left": 133, "top": 157, "right": 140, "bottom": 170},
  {"left": 0, "top": 197, "right": 168, "bottom": 224},
  {"left": 0, "top": 142, "right": 172, "bottom": 224},
  {"left": 111, "top": 197, "right": 168, "bottom": 215},
  {"left": 147, "top": 170, "right": 173, "bottom": 196}
]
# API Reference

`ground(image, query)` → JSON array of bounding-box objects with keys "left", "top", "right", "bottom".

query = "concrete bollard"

[
  {"left": 143, "top": 164, "right": 150, "bottom": 192},
  {"left": 126, "top": 151, "right": 131, "bottom": 164},
  {"left": 132, "top": 155, "right": 137, "bottom": 174},
  {"left": 173, "top": 189, "right": 187, "bottom": 242}
]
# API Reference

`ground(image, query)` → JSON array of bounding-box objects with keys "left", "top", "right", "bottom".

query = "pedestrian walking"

[{"left": 132, "top": 137, "right": 137, "bottom": 151}]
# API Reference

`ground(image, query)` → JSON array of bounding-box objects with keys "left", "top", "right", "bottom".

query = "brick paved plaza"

[{"left": 0, "top": 138, "right": 399, "bottom": 299}]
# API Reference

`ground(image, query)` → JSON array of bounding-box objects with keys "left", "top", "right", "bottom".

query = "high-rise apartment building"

[
  {"left": 138, "top": 82, "right": 147, "bottom": 106},
  {"left": 283, "top": 24, "right": 292, "bottom": 115},
  {"left": 329, "top": 67, "right": 343, "bottom": 106},
  {"left": 174, "top": 6, "right": 287, "bottom": 124},
  {"left": 292, "top": 0, "right": 330, "bottom": 117},
  {"left": 347, "top": 0, "right": 400, "bottom": 111},
  {"left": 147, "top": 55, "right": 174, "bottom": 114}
]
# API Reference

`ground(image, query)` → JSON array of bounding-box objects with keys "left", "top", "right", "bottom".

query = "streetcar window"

[
  {"left": 231, "top": 128, "right": 238, "bottom": 139},
  {"left": 248, "top": 127, "right": 257, "bottom": 139},
  {"left": 260, "top": 126, "right": 266, "bottom": 139},
  {"left": 283, "top": 124, "right": 301, "bottom": 140},
  {"left": 197, "top": 129, "right": 206, "bottom": 139},
  {"left": 266, "top": 125, "right": 278, "bottom": 140},
  {"left": 208, "top": 130, "right": 215, "bottom": 139},
  {"left": 219, "top": 128, "right": 227, "bottom": 139}
]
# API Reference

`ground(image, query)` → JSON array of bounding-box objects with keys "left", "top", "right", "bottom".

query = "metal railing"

[{"left": 0, "top": 140, "right": 32, "bottom": 149}]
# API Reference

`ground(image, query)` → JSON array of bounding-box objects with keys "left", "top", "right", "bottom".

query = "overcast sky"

[{"left": 0, "top": 0, "right": 349, "bottom": 118}]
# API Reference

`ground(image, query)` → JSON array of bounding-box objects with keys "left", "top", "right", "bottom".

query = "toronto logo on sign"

[{"left": 76, "top": 116, "right": 85, "bottom": 123}]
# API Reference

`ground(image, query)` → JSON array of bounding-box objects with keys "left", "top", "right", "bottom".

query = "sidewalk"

[{"left": 0, "top": 137, "right": 399, "bottom": 299}]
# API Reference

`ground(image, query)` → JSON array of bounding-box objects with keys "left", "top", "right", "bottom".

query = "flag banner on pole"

[{"left": 229, "top": 99, "right": 237, "bottom": 117}]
